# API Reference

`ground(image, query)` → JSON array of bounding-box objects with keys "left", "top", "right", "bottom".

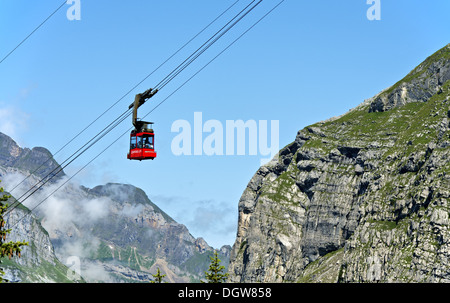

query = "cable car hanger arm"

[
  {"left": 128, "top": 88, "right": 159, "bottom": 110},
  {"left": 128, "top": 88, "right": 158, "bottom": 130}
]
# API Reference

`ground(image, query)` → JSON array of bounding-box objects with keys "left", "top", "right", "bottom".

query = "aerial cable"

[
  {"left": 9, "top": 119, "right": 132, "bottom": 229},
  {"left": 154, "top": 0, "right": 262, "bottom": 91},
  {"left": 0, "top": 1, "right": 67, "bottom": 65},
  {"left": 6, "top": 0, "right": 264, "bottom": 215},
  {"left": 4, "top": 107, "right": 133, "bottom": 216},
  {"left": 8, "top": 0, "right": 286, "bottom": 226},
  {"left": 6, "top": 0, "right": 271, "bottom": 216},
  {"left": 17, "top": 110, "right": 132, "bottom": 207},
  {"left": 155, "top": 0, "right": 263, "bottom": 91},
  {"left": 7, "top": 0, "right": 250, "bottom": 204},
  {"left": 6, "top": 0, "right": 242, "bottom": 195},
  {"left": 4, "top": 108, "right": 133, "bottom": 216},
  {"left": 7, "top": 0, "right": 253, "bottom": 212},
  {"left": 143, "top": 0, "right": 285, "bottom": 120}
]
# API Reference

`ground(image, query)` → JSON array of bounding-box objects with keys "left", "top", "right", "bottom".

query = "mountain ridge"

[
  {"left": 0, "top": 133, "right": 229, "bottom": 282},
  {"left": 0, "top": 133, "right": 65, "bottom": 181},
  {"left": 228, "top": 43, "right": 450, "bottom": 282}
]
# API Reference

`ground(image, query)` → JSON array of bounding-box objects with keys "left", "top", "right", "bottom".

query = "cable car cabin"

[
  {"left": 127, "top": 91, "right": 158, "bottom": 161},
  {"left": 127, "top": 130, "right": 157, "bottom": 161}
]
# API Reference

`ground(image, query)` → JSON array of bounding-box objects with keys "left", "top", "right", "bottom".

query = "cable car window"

[
  {"left": 143, "top": 136, "right": 154, "bottom": 149},
  {"left": 130, "top": 136, "right": 137, "bottom": 149},
  {"left": 149, "top": 136, "right": 154, "bottom": 149},
  {"left": 136, "top": 136, "right": 142, "bottom": 148}
]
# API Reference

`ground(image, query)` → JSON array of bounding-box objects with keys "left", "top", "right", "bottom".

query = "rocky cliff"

[
  {"left": 0, "top": 133, "right": 64, "bottom": 181},
  {"left": 1, "top": 196, "right": 84, "bottom": 282},
  {"left": 0, "top": 138, "right": 80, "bottom": 282},
  {"left": 228, "top": 44, "right": 450, "bottom": 282}
]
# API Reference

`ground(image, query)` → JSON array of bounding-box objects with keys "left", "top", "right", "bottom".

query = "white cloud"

[
  {"left": 152, "top": 194, "right": 238, "bottom": 248},
  {"left": 0, "top": 106, "right": 29, "bottom": 140},
  {"left": 120, "top": 203, "right": 144, "bottom": 218},
  {"left": 187, "top": 199, "right": 238, "bottom": 248},
  {"left": 0, "top": 84, "right": 36, "bottom": 141},
  {"left": 81, "top": 261, "right": 113, "bottom": 282},
  {"left": 2, "top": 171, "right": 116, "bottom": 281}
]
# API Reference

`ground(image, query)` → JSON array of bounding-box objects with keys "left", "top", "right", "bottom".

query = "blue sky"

[{"left": 0, "top": 0, "right": 449, "bottom": 248}]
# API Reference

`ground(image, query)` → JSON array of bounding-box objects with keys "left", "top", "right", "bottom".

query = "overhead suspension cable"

[
  {"left": 154, "top": 0, "right": 262, "bottom": 91},
  {"left": 144, "top": 0, "right": 285, "bottom": 120},
  {"left": 8, "top": 0, "right": 258, "bottom": 211},
  {"left": 9, "top": 0, "right": 285, "bottom": 226},
  {"left": 5, "top": 0, "right": 256, "bottom": 215},
  {"left": 7, "top": 0, "right": 242, "bottom": 197},
  {"left": 5, "top": 108, "right": 133, "bottom": 215},
  {"left": 0, "top": 1, "right": 67, "bottom": 65}
]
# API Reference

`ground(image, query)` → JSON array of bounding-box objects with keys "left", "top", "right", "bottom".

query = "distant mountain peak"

[
  {"left": 0, "top": 132, "right": 64, "bottom": 180},
  {"left": 369, "top": 43, "right": 450, "bottom": 113},
  {"left": 0, "top": 131, "right": 228, "bottom": 282}
]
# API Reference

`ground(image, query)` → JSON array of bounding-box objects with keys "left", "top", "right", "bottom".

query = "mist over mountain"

[{"left": 0, "top": 134, "right": 230, "bottom": 282}]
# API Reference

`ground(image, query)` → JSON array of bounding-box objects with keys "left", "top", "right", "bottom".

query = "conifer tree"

[
  {"left": 150, "top": 267, "right": 166, "bottom": 283},
  {"left": 0, "top": 183, "right": 28, "bottom": 283},
  {"left": 203, "top": 250, "right": 229, "bottom": 283}
]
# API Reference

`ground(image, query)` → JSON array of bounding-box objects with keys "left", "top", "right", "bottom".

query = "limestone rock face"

[
  {"left": 2, "top": 196, "right": 83, "bottom": 282},
  {"left": 369, "top": 45, "right": 450, "bottom": 113},
  {"left": 228, "top": 44, "right": 450, "bottom": 283}
]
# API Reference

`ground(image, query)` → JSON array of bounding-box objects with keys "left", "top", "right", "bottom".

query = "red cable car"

[
  {"left": 127, "top": 123, "right": 157, "bottom": 161},
  {"left": 127, "top": 88, "right": 158, "bottom": 161}
]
